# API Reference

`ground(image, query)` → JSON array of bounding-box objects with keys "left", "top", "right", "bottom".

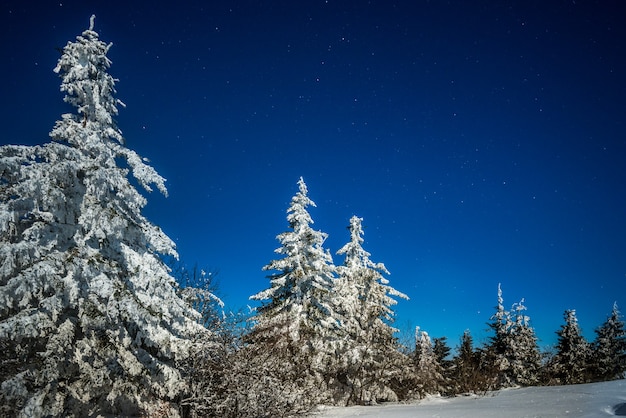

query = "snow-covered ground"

[{"left": 313, "top": 379, "right": 626, "bottom": 417}]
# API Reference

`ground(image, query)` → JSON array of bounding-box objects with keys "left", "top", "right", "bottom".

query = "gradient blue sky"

[{"left": 3, "top": 1, "right": 625, "bottom": 348}]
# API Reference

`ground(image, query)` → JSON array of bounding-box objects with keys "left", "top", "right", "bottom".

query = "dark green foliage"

[
  {"left": 450, "top": 331, "right": 491, "bottom": 394},
  {"left": 548, "top": 310, "right": 592, "bottom": 385},
  {"left": 432, "top": 337, "right": 454, "bottom": 396},
  {"left": 433, "top": 336, "right": 452, "bottom": 366}
]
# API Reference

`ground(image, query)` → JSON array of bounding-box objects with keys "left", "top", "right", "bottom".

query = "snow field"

[{"left": 313, "top": 379, "right": 626, "bottom": 418}]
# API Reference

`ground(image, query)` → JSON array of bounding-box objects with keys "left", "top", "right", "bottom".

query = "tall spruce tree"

[
  {"left": 485, "top": 285, "right": 541, "bottom": 388},
  {"left": 333, "top": 215, "right": 409, "bottom": 404},
  {"left": 591, "top": 303, "right": 626, "bottom": 381},
  {"left": 452, "top": 330, "right": 487, "bottom": 394},
  {"left": 550, "top": 309, "right": 591, "bottom": 384},
  {"left": 432, "top": 336, "right": 453, "bottom": 394},
  {"left": 485, "top": 284, "right": 514, "bottom": 388},
  {"left": 248, "top": 177, "right": 338, "bottom": 408},
  {"left": 508, "top": 299, "right": 542, "bottom": 386},
  {"left": 414, "top": 328, "right": 445, "bottom": 397},
  {"left": 0, "top": 16, "right": 203, "bottom": 417}
]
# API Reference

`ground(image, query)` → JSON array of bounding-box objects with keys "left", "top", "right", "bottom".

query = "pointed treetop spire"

[
  {"left": 348, "top": 215, "right": 365, "bottom": 246},
  {"left": 337, "top": 215, "right": 380, "bottom": 272},
  {"left": 89, "top": 14, "right": 96, "bottom": 31},
  {"left": 298, "top": 176, "right": 308, "bottom": 195}
]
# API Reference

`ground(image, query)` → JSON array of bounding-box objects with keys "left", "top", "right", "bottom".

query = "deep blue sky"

[{"left": 3, "top": 1, "right": 625, "bottom": 348}]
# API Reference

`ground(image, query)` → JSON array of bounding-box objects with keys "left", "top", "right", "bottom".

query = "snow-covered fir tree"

[
  {"left": 549, "top": 309, "right": 591, "bottom": 385},
  {"left": 484, "top": 284, "right": 515, "bottom": 388},
  {"left": 414, "top": 327, "right": 445, "bottom": 397},
  {"left": 507, "top": 298, "right": 542, "bottom": 386},
  {"left": 590, "top": 302, "right": 626, "bottom": 381},
  {"left": 484, "top": 285, "right": 541, "bottom": 388},
  {"left": 0, "top": 16, "right": 204, "bottom": 417},
  {"left": 248, "top": 177, "right": 339, "bottom": 408},
  {"left": 334, "top": 215, "right": 410, "bottom": 404}
]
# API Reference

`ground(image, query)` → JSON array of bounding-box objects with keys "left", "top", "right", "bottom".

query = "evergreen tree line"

[
  {"left": 1, "top": 17, "right": 624, "bottom": 417},
  {"left": 412, "top": 288, "right": 626, "bottom": 400}
]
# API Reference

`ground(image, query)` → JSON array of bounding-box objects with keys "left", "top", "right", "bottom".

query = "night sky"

[{"left": 3, "top": 1, "right": 625, "bottom": 348}]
